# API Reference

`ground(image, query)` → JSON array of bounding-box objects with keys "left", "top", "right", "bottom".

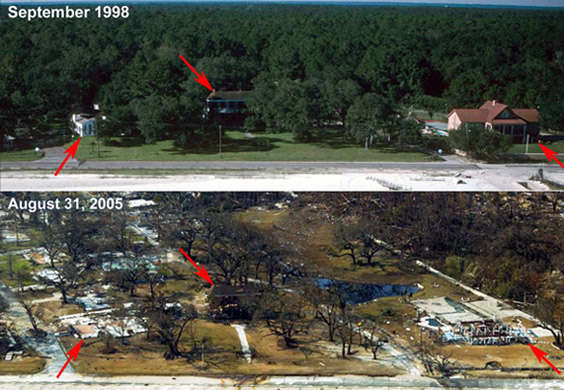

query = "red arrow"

[
  {"left": 179, "top": 54, "right": 213, "bottom": 91},
  {"left": 538, "top": 142, "right": 564, "bottom": 170},
  {"left": 56, "top": 339, "right": 83, "bottom": 378},
  {"left": 54, "top": 138, "right": 82, "bottom": 176},
  {"left": 528, "top": 343, "right": 561, "bottom": 374},
  {"left": 179, "top": 248, "right": 214, "bottom": 285}
]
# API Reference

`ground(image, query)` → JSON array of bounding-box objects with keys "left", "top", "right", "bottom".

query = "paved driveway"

[{"left": 0, "top": 280, "right": 72, "bottom": 375}]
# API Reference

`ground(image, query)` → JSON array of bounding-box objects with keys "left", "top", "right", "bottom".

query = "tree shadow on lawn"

[
  {"left": 106, "top": 137, "right": 146, "bottom": 148},
  {"left": 306, "top": 128, "right": 362, "bottom": 150},
  {"left": 164, "top": 135, "right": 283, "bottom": 155},
  {"left": 306, "top": 128, "right": 413, "bottom": 153},
  {"left": 307, "top": 128, "right": 428, "bottom": 155}
]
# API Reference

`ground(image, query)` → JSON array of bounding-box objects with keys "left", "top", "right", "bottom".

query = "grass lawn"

[
  {"left": 508, "top": 142, "right": 564, "bottom": 154},
  {"left": 70, "top": 129, "right": 437, "bottom": 162},
  {"left": 0, "top": 149, "right": 44, "bottom": 162},
  {"left": 0, "top": 355, "right": 45, "bottom": 375},
  {"left": 243, "top": 325, "right": 400, "bottom": 376},
  {"left": 62, "top": 319, "right": 243, "bottom": 375},
  {"left": 62, "top": 314, "right": 398, "bottom": 376},
  {"left": 38, "top": 301, "right": 85, "bottom": 323},
  {"left": 440, "top": 339, "right": 564, "bottom": 375},
  {"left": 0, "top": 255, "right": 39, "bottom": 289}
]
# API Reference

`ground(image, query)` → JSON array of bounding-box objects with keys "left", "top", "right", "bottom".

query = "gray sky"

[{"left": 4, "top": 0, "right": 564, "bottom": 7}]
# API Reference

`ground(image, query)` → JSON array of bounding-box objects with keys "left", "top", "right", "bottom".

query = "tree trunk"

[{"left": 61, "top": 288, "right": 68, "bottom": 304}]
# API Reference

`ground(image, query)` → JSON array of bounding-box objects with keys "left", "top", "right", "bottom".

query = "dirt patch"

[{"left": 0, "top": 356, "right": 45, "bottom": 375}]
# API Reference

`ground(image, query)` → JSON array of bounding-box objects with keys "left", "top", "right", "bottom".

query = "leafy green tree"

[
  {"left": 448, "top": 123, "right": 511, "bottom": 159},
  {"left": 323, "top": 79, "right": 362, "bottom": 125},
  {"left": 134, "top": 95, "right": 179, "bottom": 144},
  {"left": 539, "top": 87, "right": 564, "bottom": 133},
  {"left": 345, "top": 93, "right": 398, "bottom": 149},
  {"left": 394, "top": 118, "right": 423, "bottom": 147},
  {"left": 2, "top": 4, "right": 563, "bottom": 148}
]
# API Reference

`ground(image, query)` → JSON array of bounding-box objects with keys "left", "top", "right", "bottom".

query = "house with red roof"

[{"left": 447, "top": 100, "right": 539, "bottom": 144}]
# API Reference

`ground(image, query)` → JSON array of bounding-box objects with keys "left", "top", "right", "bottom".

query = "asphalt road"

[
  {"left": 2, "top": 141, "right": 564, "bottom": 191},
  {"left": 0, "top": 374, "right": 562, "bottom": 389},
  {"left": 1, "top": 163, "right": 562, "bottom": 191},
  {"left": 1, "top": 159, "right": 481, "bottom": 171}
]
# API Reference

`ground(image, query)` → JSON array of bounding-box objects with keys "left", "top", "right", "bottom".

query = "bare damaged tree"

[
  {"left": 361, "top": 318, "right": 387, "bottom": 359},
  {"left": 125, "top": 259, "right": 148, "bottom": 297},
  {"left": 252, "top": 232, "right": 286, "bottom": 285},
  {"left": 146, "top": 265, "right": 170, "bottom": 301},
  {"left": 307, "top": 282, "right": 344, "bottom": 342},
  {"left": 358, "top": 226, "right": 383, "bottom": 268},
  {"left": 204, "top": 217, "right": 256, "bottom": 285},
  {"left": 417, "top": 336, "right": 458, "bottom": 376},
  {"left": 163, "top": 214, "right": 200, "bottom": 258},
  {"left": 332, "top": 220, "right": 359, "bottom": 266},
  {"left": 153, "top": 301, "right": 198, "bottom": 359},
  {"left": 429, "top": 350, "right": 458, "bottom": 376},
  {"left": 133, "top": 298, "right": 157, "bottom": 341},
  {"left": 21, "top": 300, "right": 45, "bottom": 338},
  {"left": 41, "top": 262, "right": 81, "bottom": 304},
  {"left": 60, "top": 211, "right": 96, "bottom": 263},
  {"left": 40, "top": 225, "right": 62, "bottom": 268},
  {"left": 336, "top": 310, "right": 359, "bottom": 358},
  {"left": 104, "top": 209, "right": 132, "bottom": 256},
  {"left": 536, "top": 294, "right": 564, "bottom": 350},
  {"left": 255, "top": 289, "right": 308, "bottom": 348}
]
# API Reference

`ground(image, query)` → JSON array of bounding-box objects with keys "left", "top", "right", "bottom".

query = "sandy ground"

[{"left": 1, "top": 165, "right": 561, "bottom": 191}]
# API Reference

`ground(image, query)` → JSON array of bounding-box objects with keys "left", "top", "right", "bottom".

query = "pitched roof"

[
  {"left": 480, "top": 101, "right": 508, "bottom": 123},
  {"left": 207, "top": 90, "right": 252, "bottom": 101},
  {"left": 450, "top": 109, "right": 489, "bottom": 123},
  {"left": 450, "top": 101, "right": 539, "bottom": 125},
  {"left": 513, "top": 109, "right": 539, "bottom": 123}
]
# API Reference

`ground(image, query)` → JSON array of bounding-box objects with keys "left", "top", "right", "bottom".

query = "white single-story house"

[{"left": 72, "top": 113, "right": 96, "bottom": 137}]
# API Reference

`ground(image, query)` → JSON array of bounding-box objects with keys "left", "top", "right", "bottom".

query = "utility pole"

[
  {"left": 218, "top": 125, "right": 222, "bottom": 155},
  {"left": 525, "top": 134, "right": 530, "bottom": 154}
]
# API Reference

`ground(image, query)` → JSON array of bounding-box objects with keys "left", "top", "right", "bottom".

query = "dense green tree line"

[{"left": 1, "top": 4, "right": 563, "bottom": 147}]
